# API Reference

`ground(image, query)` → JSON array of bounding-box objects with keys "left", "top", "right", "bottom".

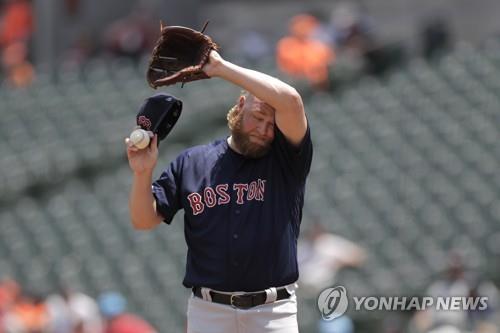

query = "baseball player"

[{"left": 126, "top": 50, "right": 313, "bottom": 333}]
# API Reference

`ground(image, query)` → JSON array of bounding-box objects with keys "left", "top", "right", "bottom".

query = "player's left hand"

[
  {"left": 202, "top": 50, "right": 224, "bottom": 78},
  {"left": 125, "top": 134, "right": 159, "bottom": 175}
]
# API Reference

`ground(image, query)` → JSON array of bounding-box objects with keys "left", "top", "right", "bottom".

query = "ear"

[{"left": 238, "top": 95, "right": 246, "bottom": 110}]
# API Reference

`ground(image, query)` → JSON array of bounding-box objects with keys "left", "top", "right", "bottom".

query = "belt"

[{"left": 192, "top": 287, "right": 291, "bottom": 309}]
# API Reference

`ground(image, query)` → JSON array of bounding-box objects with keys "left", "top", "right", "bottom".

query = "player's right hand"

[
  {"left": 125, "top": 134, "right": 158, "bottom": 175},
  {"left": 202, "top": 50, "right": 224, "bottom": 78}
]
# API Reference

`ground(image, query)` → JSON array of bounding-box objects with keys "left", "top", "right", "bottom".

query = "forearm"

[
  {"left": 203, "top": 51, "right": 307, "bottom": 145},
  {"left": 129, "top": 171, "right": 162, "bottom": 230},
  {"left": 215, "top": 60, "right": 302, "bottom": 113}
]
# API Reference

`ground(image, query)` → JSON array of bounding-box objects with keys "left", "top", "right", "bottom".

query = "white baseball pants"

[{"left": 186, "top": 285, "right": 299, "bottom": 333}]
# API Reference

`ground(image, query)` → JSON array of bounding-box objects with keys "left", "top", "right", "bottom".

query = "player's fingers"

[
  {"left": 126, "top": 142, "right": 139, "bottom": 153},
  {"left": 147, "top": 131, "right": 154, "bottom": 138},
  {"left": 150, "top": 134, "right": 158, "bottom": 153},
  {"left": 125, "top": 137, "right": 139, "bottom": 151}
]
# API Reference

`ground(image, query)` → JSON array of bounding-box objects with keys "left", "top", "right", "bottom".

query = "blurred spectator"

[
  {"left": 316, "top": 1, "right": 371, "bottom": 82},
  {"left": 420, "top": 17, "right": 452, "bottom": 60},
  {"left": 276, "top": 14, "right": 334, "bottom": 90},
  {"left": 409, "top": 253, "right": 499, "bottom": 333},
  {"left": 298, "top": 222, "right": 366, "bottom": 295},
  {"left": 318, "top": 315, "right": 354, "bottom": 333},
  {"left": 45, "top": 288, "right": 103, "bottom": 333},
  {"left": 0, "top": 279, "right": 21, "bottom": 333},
  {"left": 321, "top": 2, "right": 405, "bottom": 80},
  {"left": 1, "top": 40, "right": 34, "bottom": 87},
  {"left": 0, "top": 0, "right": 34, "bottom": 87},
  {"left": 45, "top": 289, "right": 74, "bottom": 333},
  {"left": 328, "top": 2, "right": 375, "bottom": 50},
  {"left": 102, "top": 6, "right": 156, "bottom": 61},
  {"left": 304, "top": 222, "right": 364, "bottom": 333},
  {"left": 0, "top": 0, "right": 33, "bottom": 48},
  {"left": 3, "top": 290, "right": 49, "bottom": 333},
  {"left": 0, "top": 279, "right": 20, "bottom": 312},
  {"left": 466, "top": 276, "right": 499, "bottom": 332},
  {"left": 98, "top": 292, "right": 157, "bottom": 333},
  {"left": 65, "top": 289, "right": 103, "bottom": 333}
]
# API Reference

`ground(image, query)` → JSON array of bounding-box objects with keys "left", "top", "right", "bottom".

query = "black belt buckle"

[
  {"left": 230, "top": 293, "right": 254, "bottom": 309},
  {"left": 229, "top": 294, "right": 239, "bottom": 309}
]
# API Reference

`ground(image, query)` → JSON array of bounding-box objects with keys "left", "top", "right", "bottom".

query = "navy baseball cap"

[{"left": 136, "top": 93, "right": 183, "bottom": 143}]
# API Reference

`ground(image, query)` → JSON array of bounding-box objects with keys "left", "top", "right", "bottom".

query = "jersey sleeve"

[
  {"left": 151, "top": 158, "right": 182, "bottom": 224},
  {"left": 273, "top": 122, "right": 313, "bottom": 182}
]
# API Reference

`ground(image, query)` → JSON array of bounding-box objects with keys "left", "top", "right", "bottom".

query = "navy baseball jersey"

[{"left": 152, "top": 125, "right": 313, "bottom": 292}]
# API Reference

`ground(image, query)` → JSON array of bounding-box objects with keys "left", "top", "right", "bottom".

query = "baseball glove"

[{"left": 147, "top": 22, "right": 219, "bottom": 88}]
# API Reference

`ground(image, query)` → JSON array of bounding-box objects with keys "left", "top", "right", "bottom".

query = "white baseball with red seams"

[{"left": 129, "top": 129, "right": 150, "bottom": 149}]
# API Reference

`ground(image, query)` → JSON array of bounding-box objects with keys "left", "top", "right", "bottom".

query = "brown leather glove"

[{"left": 147, "top": 22, "right": 219, "bottom": 88}]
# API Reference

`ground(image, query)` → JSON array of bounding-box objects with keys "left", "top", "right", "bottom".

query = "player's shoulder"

[{"left": 177, "top": 137, "right": 227, "bottom": 162}]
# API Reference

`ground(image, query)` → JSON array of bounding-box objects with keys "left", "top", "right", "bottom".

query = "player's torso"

[{"left": 176, "top": 140, "right": 301, "bottom": 290}]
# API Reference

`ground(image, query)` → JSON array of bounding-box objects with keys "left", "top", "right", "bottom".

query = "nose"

[{"left": 257, "top": 123, "right": 267, "bottom": 136}]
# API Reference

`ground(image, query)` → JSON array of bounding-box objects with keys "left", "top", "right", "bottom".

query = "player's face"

[{"left": 232, "top": 96, "right": 275, "bottom": 158}]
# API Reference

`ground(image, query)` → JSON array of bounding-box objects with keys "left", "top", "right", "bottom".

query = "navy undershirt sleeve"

[{"left": 273, "top": 124, "right": 313, "bottom": 182}]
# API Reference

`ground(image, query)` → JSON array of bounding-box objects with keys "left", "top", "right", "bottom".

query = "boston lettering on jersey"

[{"left": 187, "top": 179, "right": 266, "bottom": 215}]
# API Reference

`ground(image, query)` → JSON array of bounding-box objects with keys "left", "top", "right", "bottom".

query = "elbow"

[
  {"left": 130, "top": 217, "right": 157, "bottom": 231},
  {"left": 293, "top": 89, "right": 303, "bottom": 109},
  {"left": 285, "top": 87, "right": 304, "bottom": 114},
  {"left": 288, "top": 87, "right": 302, "bottom": 101},
  {"left": 130, "top": 218, "right": 145, "bottom": 230}
]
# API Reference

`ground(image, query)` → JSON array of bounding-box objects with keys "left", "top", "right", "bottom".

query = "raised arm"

[
  {"left": 203, "top": 51, "right": 307, "bottom": 146},
  {"left": 126, "top": 135, "right": 163, "bottom": 230}
]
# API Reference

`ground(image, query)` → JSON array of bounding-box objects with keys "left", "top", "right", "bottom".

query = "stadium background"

[{"left": 0, "top": 0, "right": 499, "bottom": 332}]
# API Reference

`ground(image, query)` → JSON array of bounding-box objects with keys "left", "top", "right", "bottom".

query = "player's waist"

[
  {"left": 192, "top": 283, "right": 297, "bottom": 309},
  {"left": 183, "top": 257, "right": 299, "bottom": 291}
]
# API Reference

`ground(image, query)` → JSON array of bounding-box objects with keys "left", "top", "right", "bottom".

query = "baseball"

[{"left": 129, "top": 129, "right": 150, "bottom": 149}]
